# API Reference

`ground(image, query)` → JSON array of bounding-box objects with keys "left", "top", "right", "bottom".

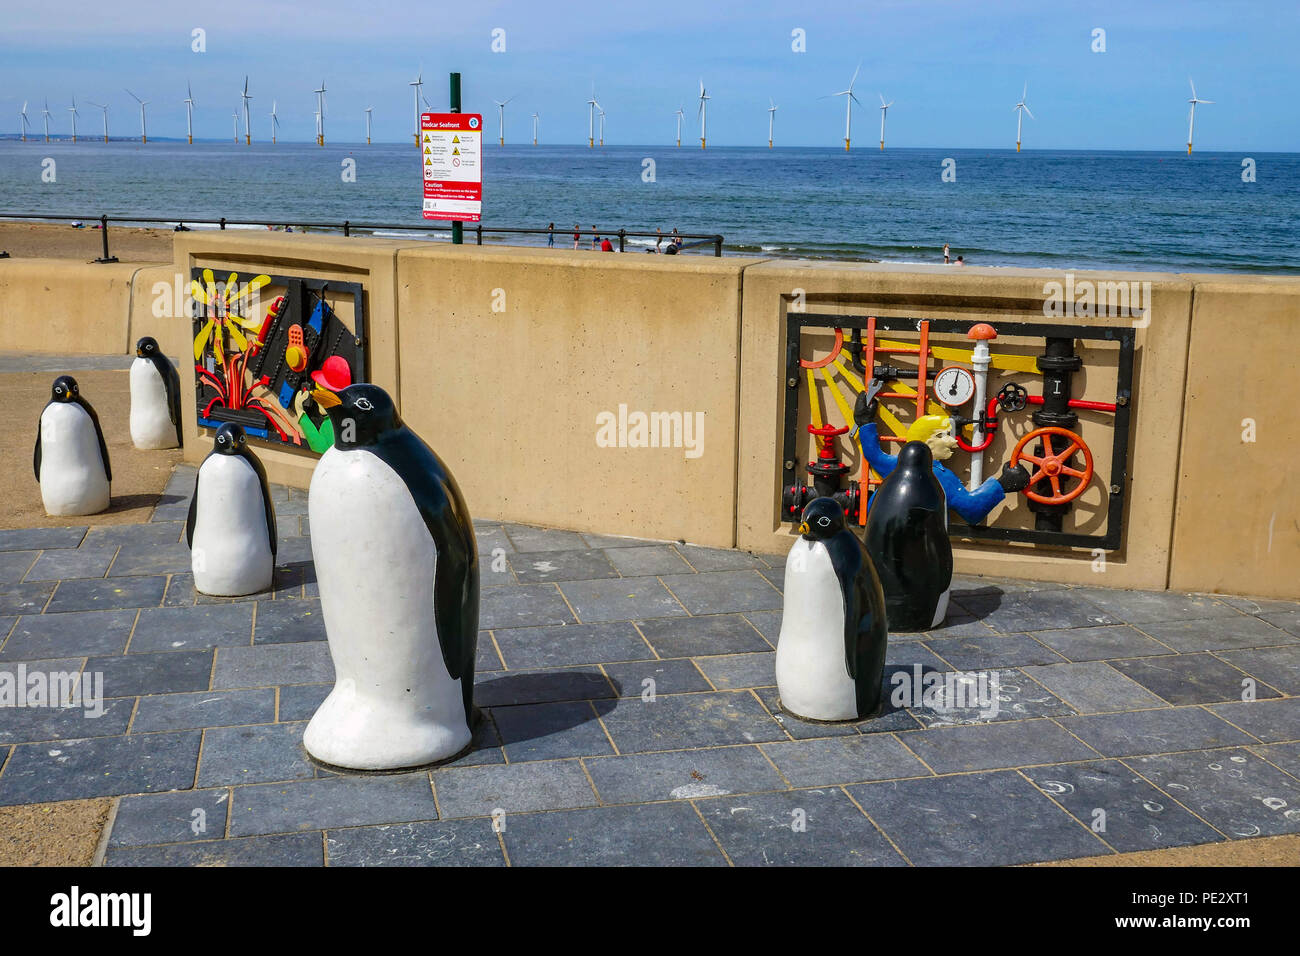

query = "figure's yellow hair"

[{"left": 905, "top": 414, "right": 952, "bottom": 443}]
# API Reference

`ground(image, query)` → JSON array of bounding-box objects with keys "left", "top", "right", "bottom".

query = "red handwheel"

[{"left": 1010, "top": 426, "right": 1094, "bottom": 505}]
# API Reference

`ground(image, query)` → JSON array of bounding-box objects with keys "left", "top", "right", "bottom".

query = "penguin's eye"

[
  {"left": 354, "top": 398, "right": 374, "bottom": 412},
  {"left": 238, "top": 435, "right": 246, "bottom": 444},
  {"left": 817, "top": 516, "right": 831, "bottom": 527},
  {"left": 54, "top": 387, "right": 63, "bottom": 394}
]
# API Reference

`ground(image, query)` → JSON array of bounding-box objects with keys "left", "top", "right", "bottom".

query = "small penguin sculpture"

[
  {"left": 130, "top": 336, "right": 183, "bottom": 449},
  {"left": 33, "top": 375, "right": 111, "bottom": 516}
]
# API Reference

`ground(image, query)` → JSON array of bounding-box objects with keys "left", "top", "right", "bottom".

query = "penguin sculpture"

[
  {"left": 303, "top": 382, "right": 479, "bottom": 770},
  {"left": 185, "top": 423, "right": 276, "bottom": 596},
  {"left": 129, "top": 336, "right": 183, "bottom": 449},
  {"left": 775, "top": 497, "right": 890, "bottom": 722},
  {"left": 33, "top": 375, "right": 111, "bottom": 516},
  {"left": 864, "top": 441, "right": 954, "bottom": 631}
]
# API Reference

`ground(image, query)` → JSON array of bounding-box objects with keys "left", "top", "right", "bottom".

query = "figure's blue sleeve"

[
  {"left": 934, "top": 466, "right": 1006, "bottom": 525},
  {"left": 850, "top": 422, "right": 897, "bottom": 479}
]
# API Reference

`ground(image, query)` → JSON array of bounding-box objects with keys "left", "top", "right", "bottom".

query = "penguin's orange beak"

[
  {"left": 798, "top": 521, "right": 810, "bottom": 535},
  {"left": 311, "top": 386, "right": 341, "bottom": 409}
]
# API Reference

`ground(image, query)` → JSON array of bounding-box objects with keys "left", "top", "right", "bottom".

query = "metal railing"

[{"left": 0, "top": 213, "right": 725, "bottom": 261}]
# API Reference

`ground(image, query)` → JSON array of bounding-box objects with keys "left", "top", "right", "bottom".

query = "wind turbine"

[
  {"left": 241, "top": 76, "right": 253, "bottom": 145},
  {"left": 313, "top": 81, "right": 326, "bottom": 146},
  {"left": 67, "top": 96, "right": 79, "bottom": 143},
  {"left": 493, "top": 96, "right": 514, "bottom": 146},
  {"left": 697, "top": 80, "right": 709, "bottom": 148},
  {"left": 269, "top": 100, "right": 279, "bottom": 144},
  {"left": 183, "top": 81, "right": 195, "bottom": 144},
  {"left": 767, "top": 98, "right": 777, "bottom": 148},
  {"left": 19, "top": 101, "right": 29, "bottom": 142},
  {"left": 1013, "top": 83, "right": 1033, "bottom": 153},
  {"left": 125, "top": 89, "right": 149, "bottom": 143},
  {"left": 831, "top": 63, "right": 861, "bottom": 150},
  {"left": 409, "top": 69, "right": 423, "bottom": 147},
  {"left": 232, "top": 110, "right": 239, "bottom": 144},
  {"left": 1187, "top": 79, "right": 1213, "bottom": 155},
  {"left": 878, "top": 93, "right": 893, "bottom": 150},
  {"left": 41, "top": 99, "right": 51, "bottom": 142},
  {"left": 674, "top": 105, "right": 684, "bottom": 147},
  {"left": 531, "top": 111, "right": 539, "bottom": 146},
  {"left": 365, "top": 106, "right": 373, "bottom": 145},
  {"left": 87, "top": 100, "right": 109, "bottom": 142},
  {"left": 586, "top": 86, "right": 599, "bottom": 148},
  {"left": 597, "top": 106, "right": 606, "bottom": 147}
]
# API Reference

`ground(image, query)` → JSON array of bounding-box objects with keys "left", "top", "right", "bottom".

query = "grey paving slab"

[
  {"left": 1110, "top": 654, "right": 1279, "bottom": 705},
  {"left": 23, "top": 547, "right": 116, "bottom": 582},
  {"left": 474, "top": 667, "right": 613, "bottom": 707},
  {"left": 268, "top": 565, "right": 307, "bottom": 600},
  {"left": 490, "top": 700, "right": 615, "bottom": 762},
  {"left": 277, "top": 683, "right": 330, "bottom": 722},
  {"left": 1021, "top": 661, "right": 1169, "bottom": 714},
  {"left": 131, "top": 688, "right": 275, "bottom": 734},
  {"left": 898, "top": 718, "right": 1100, "bottom": 773},
  {"left": 433, "top": 758, "right": 598, "bottom": 818},
  {"left": 761, "top": 734, "right": 930, "bottom": 788},
  {"left": 922, "top": 632, "right": 1067, "bottom": 669},
  {"left": 252, "top": 599, "right": 326, "bottom": 644},
  {"left": 1207, "top": 697, "right": 1300, "bottom": 743},
  {"left": 1070, "top": 587, "right": 1239, "bottom": 626},
  {"left": 1030, "top": 624, "right": 1176, "bottom": 662},
  {"left": 603, "top": 545, "right": 692, "bottom": 577},
  {"left": 1057, "top": 707, "right": 1257, "bottom": 758},
  {"left": 326, "top": 820, "right": 505, "bottom": 866},
  {"left": 892, "top": 614, "right": 996, "bottom": 641},
  {"left": 476, "top": 634, "right": 503, "bottom": 672},
  {"left": 556, "top": 577, "right": 686, "bottom": 624},
  {"left": 0, "top": 696, "right": 133, "bottom": 745},
  {"left": 106, "top": 832, "right": 324, "bottom": 867},
  {"left": 885, "top": 641, "right": 955, "bottom": 673},
  {"left": 212, "top": 642, "right": 333, "bottom": 688},
  {"left": 636, "top": 614, "right": 771, "bottom": 658},
  {"left": 675, "top": 545, "right": 766, "bottom": 572},
  {"left": 758, "top": 567, "right": 783, "bottom": 592},
  {"left": 579, "top": 532, "right": 662, "bottom": 550},
  {"left": 82, "top": 522, "right": 184, "bottom": 549},
  {"left": 1217, "top": 645, "right": 1300, "bottom": 695},
  {"left": 601, "top": 658, "right": 712, "bottom": 697},
  {"left": 955, "top": 589, "right": 1117, "bottom": 632},
  {"left": 0, "top": 583, "right": 54, "bottom": 615},
  {"left": 88, "top": 649, "right": 213, "bottom": 697},
  {"left": 0, "top": 551, "right": 38, "bottom": 585},
  {"left": 899, "top": 667, "right": 1074, "bottom": 728},
  {"left": 500, "top": 802, "right": 727, "bottom": 866},
  {"left": 0, "top": 527, "right": 87, "bottom": 552},
  {"left": 229, "top": 773, "right": 440, "bottom": 837},
  {"left": 109, "top": 542, "right": 193, "bottom": 577},
  {"left": 0, "top": 608, "right": 136, "bottom": 659},
  {"left": 46, "top": 576, "right": 166, "bottom": 613},
  {"left": 503, "top": 525, "right": 588, "bottom": 552},
  {"left": 742, "top": 610, "right": 780, "bottom": 645},
  {"left": 849, "top": 770, "right": 1107, "bottom": 865},
  {"left": 657, "top": 570, "right": 783, "bottom": 615},
  {"left": 507, "top": 550, "right": 618, "bottom": 584},
  {"left": 585, "top": 745, "right": 786, "bottom": 804},
  {"left": 439, "top": 714, "right": 506, "bottom": 769},
  {"left": 693, "top": 652, "right": 775, "bottom": 691},
  {"left": 110, "top": 786, "right": 232, "bottom": 846},
  {"left": 479, "top": 584, "right": 576, "bottom": 629},
  {"left": 129, "top": 603, "right": 255, "bottom": 652},
  {"left": 598, "top": 690, "right": 787, "bottom": 753},
  {"left": 754, "top": 685, "right": 874, "bottom": 737},
  {"left": 0, "top": 655, "right": 83, "bottom": 680},
  {"left": 1139, "top": 616, "right": 1297, "bottom": 654},
  {"left": 1127, "top": 748, "right": 1300, "bottom": 839},
  {"left": 1022, "top": 760, "right": 1224, "bottom": 852},
  {"left": 0, "top": 731, "right": 201, "bottom": 805},
  {"left": 1219, "top": 595, "right": 1300, "bottom": 615},
  {"left": 1253, "top": 743, "right": 1300, "bottom": 781},
  {"left": 697, "top": 787, "right": 907, "bottom": 867},
  {"left": 196, "top": 722, "right": 317, "bottom": 787},
  {"left": 491, "top": 621, "right": 652, "bottom": 669},
  {"left": 1260, "top": 609, "right": 1300, "bottom": 638},
  {"left": 474, "top": 526, "right": 514, "bottom": 556}
]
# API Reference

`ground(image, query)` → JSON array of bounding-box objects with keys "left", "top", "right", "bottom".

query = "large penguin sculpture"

[
  {"left": 185, "top": 423, "right": 276, "bottom": 596},
  {"left": 775, "top": 497, "right": 890, "bottom": 721},
  {"left": 864, "top": 441, "right": 954, "bottom": 630},
  {"left": 130, "top": 336, "right": 183, "bottom": 449},
  {"left": 33, "top": 375, "right": 111, "bottom": 516},
  {"left": 303, "top": 382, "right": 479, "bottom": 770}
]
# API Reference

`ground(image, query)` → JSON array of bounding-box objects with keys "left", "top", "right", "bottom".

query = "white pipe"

[{"left": 969, "top": 338, "right": 991, "bottom": 489}]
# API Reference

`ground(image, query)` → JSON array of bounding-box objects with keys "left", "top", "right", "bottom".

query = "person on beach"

[
  {"left": 573, "top": 224, "right": 580, "bottom": 250},
  {"left": 656, "top": 228, "right": 663, "bottom": 252},
  {"left": 955, "top": 255, "right": 964, "bottom": 266},
  {"left": 591, "top": 227, "right": 598, "bottom": 251},
  {"left": 547, "top": 223, "right": 555, "bottom": 247},
  {"left": 943, "top": 243, "right": 950, "bottom": 264},
  {"left": 601, "top": 236, "right": 614, "bottom": 252}
]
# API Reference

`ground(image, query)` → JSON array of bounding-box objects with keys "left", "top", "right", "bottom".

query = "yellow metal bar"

[
  {"left": 832, "top": 358, "right": 864, "bottom": 393},
  {"left": 820, "top": 367, "right": 855, "bottom": 426},
  {"left": 805, "top": 367, "right": 823, "bottom": 427},
  {"left": 877, "top": 338, "right": 1039, "bottom": 374}
]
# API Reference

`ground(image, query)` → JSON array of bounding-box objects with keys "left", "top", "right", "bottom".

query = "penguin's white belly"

[
  {"left": 39, "top": 404, "right": 109, "bottom": 516},
  {"left": 303, "top": 446, "right": 470, "bottom": 770},
  {"left": 129, "top": 360, "right": 178, "bottom": 449},
  {"left": 933, "top": 493, "right": 951, "bottom": 627},
  {"left": 190, "top": 455, "right": 273, "bottom": 596},
  {"left": 775, "top": 539, "right": 858, "bottom": 721}
]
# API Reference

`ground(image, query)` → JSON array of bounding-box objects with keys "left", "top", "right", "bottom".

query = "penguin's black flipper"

[
  {"left": 33, "top": 413, "right": 44, "bottom": 481},
  {"left": 161, "top": 355, "right": 184, "bottom": 447},
  {"left": 77, "top": 398, "right": 112, "bottom": 483},
  {"left": 241, "top": 449, "right": 278, "bottom": 558},
  {"left": 827, "top": 529, "right": 889, "bottom": 717},
  {"left": 185, "top": 472, "right": 200, "bottom": 548}
]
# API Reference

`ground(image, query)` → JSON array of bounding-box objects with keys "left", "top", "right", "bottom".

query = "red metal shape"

[{"left": 1011, "top": 426, "right": 1095, "bottom": 505}]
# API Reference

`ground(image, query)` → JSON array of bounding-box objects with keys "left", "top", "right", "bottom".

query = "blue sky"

[{"left": 1, "top": 0, "right": 1297, "bottom": 149}]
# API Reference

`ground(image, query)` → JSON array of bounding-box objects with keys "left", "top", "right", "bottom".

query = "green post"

[{"left": 450, "top": 72, "right": 463, "bottom": 246}]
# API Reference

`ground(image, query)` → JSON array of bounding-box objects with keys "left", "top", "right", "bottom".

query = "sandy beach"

[{"left": 0, "top": 221, "right": 174, "bottom": 263}]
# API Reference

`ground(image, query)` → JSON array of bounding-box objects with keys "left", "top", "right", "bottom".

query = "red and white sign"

[{"left": 420, "top": 113, "right": 483, "bottom": 222}]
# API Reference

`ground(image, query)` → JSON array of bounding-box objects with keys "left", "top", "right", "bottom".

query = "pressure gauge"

[{"left": 934, "top": 366, "right": 976, "bottom": 408}]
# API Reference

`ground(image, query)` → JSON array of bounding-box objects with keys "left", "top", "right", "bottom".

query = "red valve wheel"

[{"left": 1010, "top": 426, "right": 1094, "bottom": 505}]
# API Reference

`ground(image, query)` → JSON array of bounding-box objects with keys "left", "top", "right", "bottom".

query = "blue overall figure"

[{"left": 851, "top": 387, "right": 1029, "bottom": 525}]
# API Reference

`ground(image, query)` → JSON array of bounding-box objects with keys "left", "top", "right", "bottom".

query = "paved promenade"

[{"left": 1, "top": 463, "right": 1299, "bottom": 866}]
